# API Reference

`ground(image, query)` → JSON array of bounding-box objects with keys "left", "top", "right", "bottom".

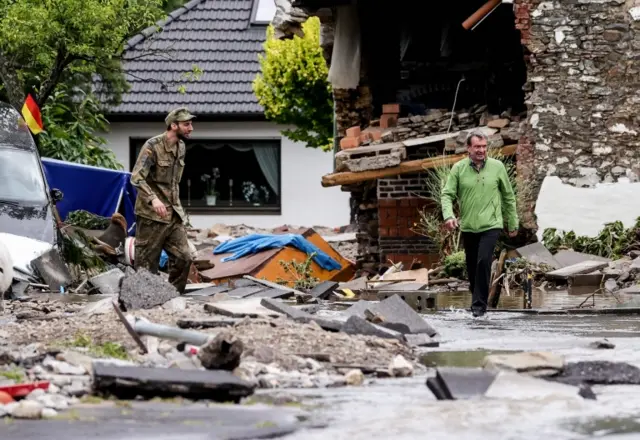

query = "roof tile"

[{"left": 106, "top": 0, "right": 268, "bottom": 116}]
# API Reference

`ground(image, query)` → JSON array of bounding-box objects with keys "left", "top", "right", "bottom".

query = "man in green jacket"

[{"left": 441, "top": 131, "right": 518, "bottom": 317}]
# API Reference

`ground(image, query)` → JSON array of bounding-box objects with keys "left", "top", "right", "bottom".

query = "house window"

[
  {"left": 251, "top": 0, "right": 277, "bottom": 24},
  {"left": 129, "top": 138, "right": 281, "bottom": 214}
]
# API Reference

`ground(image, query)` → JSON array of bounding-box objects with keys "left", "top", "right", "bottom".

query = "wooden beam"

[
  {"left": 321, "top": 144, "right": 517, "bottom": 188},
  {"left": 462, "top": 0, "right": 502, "bottom": 30}
]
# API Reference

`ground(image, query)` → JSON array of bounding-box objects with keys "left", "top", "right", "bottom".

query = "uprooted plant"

[
  {"left": 542, "top": 218, "right": 640, "bottom": 260},
  {"left": 276, "top": 253, "right": 320, "bottom": 290}
]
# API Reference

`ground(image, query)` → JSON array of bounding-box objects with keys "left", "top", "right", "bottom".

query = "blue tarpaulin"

[
  {"left": 41, "top": 158, "right": 138, "bottom": 236},
  {"left": 213, "top": 233, "right": 342, "bottom": 271}
]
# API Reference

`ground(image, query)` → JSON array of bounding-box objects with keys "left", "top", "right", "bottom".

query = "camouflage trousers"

[{"left": 134, "top": 214, "right": 192, "bottom": 294}]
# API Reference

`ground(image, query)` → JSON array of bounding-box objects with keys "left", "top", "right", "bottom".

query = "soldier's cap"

[{"left": 165, "top": 107, "right": 196, "bottom": 126}]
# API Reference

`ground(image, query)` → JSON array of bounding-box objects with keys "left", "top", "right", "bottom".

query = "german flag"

[{"left": 21, "top": 94, "right": 44, "bottom": 135}]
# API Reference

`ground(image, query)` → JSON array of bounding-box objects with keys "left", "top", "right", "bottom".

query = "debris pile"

[{"left": 338, "top": 103, "right": 525, "bottom": 152}]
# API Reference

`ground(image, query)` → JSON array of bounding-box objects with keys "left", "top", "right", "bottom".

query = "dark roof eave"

[{"left": 104, "top": 111, "right": 267, "bottom": 123}]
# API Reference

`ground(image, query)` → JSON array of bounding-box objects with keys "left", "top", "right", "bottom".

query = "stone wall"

[{"left": 518, "top": 0, "right": 640, "bottom": 202}]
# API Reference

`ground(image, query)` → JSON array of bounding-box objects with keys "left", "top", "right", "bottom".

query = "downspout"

[{"left": 332, "top": 92, "right": 338, "bottom": 170}]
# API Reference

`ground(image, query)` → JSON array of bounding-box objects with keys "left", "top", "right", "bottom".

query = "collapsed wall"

[{"left": 517, "top": 0, "right": 640, "bottom": 217}]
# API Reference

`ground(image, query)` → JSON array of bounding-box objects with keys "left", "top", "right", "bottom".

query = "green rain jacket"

[{"left": 441, "top": 157, "right": 519, "bottom": 233}]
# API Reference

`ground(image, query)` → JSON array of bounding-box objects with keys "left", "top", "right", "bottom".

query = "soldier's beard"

[{"left": 176, "top": 129, "right": 190, "bottom": 141}]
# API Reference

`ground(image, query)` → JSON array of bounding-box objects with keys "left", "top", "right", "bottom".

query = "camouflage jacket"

[{"left": 130, "top": 133, "right": 187, "bottom": 224}]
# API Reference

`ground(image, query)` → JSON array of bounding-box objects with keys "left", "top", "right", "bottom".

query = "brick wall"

[
  {"left": 378, "top": 173, "right": 430, "bottom": 199},
  {"left": 378, "top": 198, "right": 439, "bottom": 269}
]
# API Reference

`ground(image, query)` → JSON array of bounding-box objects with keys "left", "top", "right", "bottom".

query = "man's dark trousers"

[{"left": 461, "top": 228, "right": 502, "bottom": 314}]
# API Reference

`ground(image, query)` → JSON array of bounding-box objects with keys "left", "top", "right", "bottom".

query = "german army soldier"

[{"left": 130, "top": 107, "right": 195, "bottom": 294}]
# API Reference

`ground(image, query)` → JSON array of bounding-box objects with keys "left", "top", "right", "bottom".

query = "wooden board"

[
  {"left": 545, "top": 261, "right": 609, "bottom": 280},
  {"left": 321, "top": 144, "right": 517, "bottom": 187}
]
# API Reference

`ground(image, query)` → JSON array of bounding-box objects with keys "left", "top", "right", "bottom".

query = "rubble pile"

[{"left": 339, "top": 102, "right": 526, "bottom": 152}]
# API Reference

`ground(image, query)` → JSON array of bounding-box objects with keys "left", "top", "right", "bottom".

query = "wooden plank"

[
  {"left": 545, "top": 261, "right": 609, "bottom": 280},
  {"left": 321, "top": 144, "right": 517, "bottom": 187}
]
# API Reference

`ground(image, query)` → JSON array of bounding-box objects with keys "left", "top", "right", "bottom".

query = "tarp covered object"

[
  {"left": 41, "top": 158, "right": 137, "bottom": 235},
  {"left": 213, "top": 233, "right": 342, "bottom": 271}
]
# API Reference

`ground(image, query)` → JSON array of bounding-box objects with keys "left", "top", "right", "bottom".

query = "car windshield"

[{"left": 0, "top": 146, "right": 47, "bottom": 204}]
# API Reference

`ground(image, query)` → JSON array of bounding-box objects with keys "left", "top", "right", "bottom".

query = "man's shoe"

[{"left": 472, "top": 308, "right": 486, "bottom": 318}]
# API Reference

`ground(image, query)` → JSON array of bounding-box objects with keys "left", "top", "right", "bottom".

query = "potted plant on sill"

[{"left": 201, "top": 167, "right": 221, "bottom": 206}]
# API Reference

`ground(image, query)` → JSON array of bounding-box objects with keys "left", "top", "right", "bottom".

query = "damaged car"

[{"left": 0, "top": 101, "right": 63, "bottom": 279}]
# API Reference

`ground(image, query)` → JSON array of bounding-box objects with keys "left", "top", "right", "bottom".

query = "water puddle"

[{"left": 419, "top": 349, "right": 520, "bottom": 368}]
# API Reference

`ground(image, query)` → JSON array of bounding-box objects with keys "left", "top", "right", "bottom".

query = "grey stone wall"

[{"left": 524, "top": 0, "right": 640, "bottom": 187}]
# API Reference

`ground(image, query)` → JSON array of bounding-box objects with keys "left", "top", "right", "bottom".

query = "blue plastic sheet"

[
  {"left": 160, "top": 250, "right": 168, "bottom": 269},
  {"left": 213, "top": 233, "right": 342, "bottom": 271},
  {"left": 41, "top": 158, "right": 138, "bottom": 235}
]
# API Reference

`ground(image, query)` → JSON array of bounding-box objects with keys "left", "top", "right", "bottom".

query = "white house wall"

[{"left": 100, "top": 121, "right": 350, "bottom": 229}]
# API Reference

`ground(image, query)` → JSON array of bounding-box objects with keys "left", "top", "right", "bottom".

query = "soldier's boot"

[{"left": 168, "top": 252, "right": 192, "bottom": 294}]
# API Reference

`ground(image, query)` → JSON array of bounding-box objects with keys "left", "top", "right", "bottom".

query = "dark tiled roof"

[{"left": 106, "top": 0, "right": 266, "bottom": 116}]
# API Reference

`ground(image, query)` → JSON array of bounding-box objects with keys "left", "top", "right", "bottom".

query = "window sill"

[{"left": 185, "top": 205, "right": 282, "bottom": 215}]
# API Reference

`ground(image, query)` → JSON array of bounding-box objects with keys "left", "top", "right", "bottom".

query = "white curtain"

[{"left": 186, "top": 143, "right": 279, "bottom": 196}]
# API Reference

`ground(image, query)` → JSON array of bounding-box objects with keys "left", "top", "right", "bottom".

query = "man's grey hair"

[{"left": 465, "top": 130, "right": 488, "bottom": 147}]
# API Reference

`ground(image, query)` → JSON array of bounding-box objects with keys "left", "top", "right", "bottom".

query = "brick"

[
  {"left": 340, "top": 136, "right": 360, "bottom": 150},
  {"left": 346, "top": 125, "right": 361, "bottom": 138},
  {"left": 363, "top": 127, "right": 384, "bottom": 141},
  {"left": 380, "top": 114, "right": 398, "bottom": 129},
  {"left": 382, "top": 103, "right": 400, "bottom": 114},
  {"left": 378, "top": 199, "right": 395, "bottom": 208},
  {"left": 359, "top": 132, "right": 372, "bottom": 143}
]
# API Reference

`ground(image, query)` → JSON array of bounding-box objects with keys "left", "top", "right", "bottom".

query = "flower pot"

[{"left": 206, "top": 195, "right": 217, "bottom": 206}]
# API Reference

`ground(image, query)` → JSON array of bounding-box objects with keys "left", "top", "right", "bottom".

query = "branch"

[
  {"left": 36, "top": 48, "right": 73, "bottom": 108},
  {"left": 0, "top": 50, "right": 25, "bottom": 110}
]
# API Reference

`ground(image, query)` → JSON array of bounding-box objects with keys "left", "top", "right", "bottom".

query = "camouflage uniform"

[{"left": 130, "top": 107, "right": 196, "bottom": 294}]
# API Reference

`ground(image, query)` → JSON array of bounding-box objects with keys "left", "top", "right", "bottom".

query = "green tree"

[
  {"left": 0, "top": 0, "right": 165, "bottom": 110},
  {"left": 39, "top": 86, "right": 123, "bottom": 169},
  {"left": 253, "top": 17, "right": 334, "bottom": 151},
  {"left": 163, "top": 0, "right": 189, "bottom": 12}
]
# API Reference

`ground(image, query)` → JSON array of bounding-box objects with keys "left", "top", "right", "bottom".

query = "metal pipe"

[
  {"left": 132, "top": 318, "right": 210, "bottom": 346},
  {"left": 462, "top": 0, "right": 502, "bottom": 30}
]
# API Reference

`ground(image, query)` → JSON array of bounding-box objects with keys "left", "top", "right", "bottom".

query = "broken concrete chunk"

[
  {"left": 246, "top": 287, "right": 293, "bottom": 299},
  {"left": 198, "top": 331, "right": 243, "bottom": 371},
  {"left": 119, "top": 268, "right": 179, "bottom": 310},
  {"left": 483, "top": 351, "right": 564, "bottom": 376},
  {"left": 515, "top": 242, "right": 560, "bottom": 270},
  {"left": 92, "top": 362, "right": 255, "bottom": 402},
  {"left": 204, "top": 298, "right": 281, "bottom": 318},
  {"left": 545, "top": 261, "right": 610, "bottom": 280},
  {"left": 310, "top": 281, "right": 339, "bottom": 299},
  {"left": 604, "top": 278, "right": 618, "bottom": 292},
  {"left": 89, "top": 268, "right": 124, "bottom": 295},
  {"left": 553, "top": 250, "right": 612, "bottom": 268},
  {"left": 404, "top": 333, "right": 439, "bottom": 348},
  {"left": 620, "top": 284, "right": 640, "bottom": 294},
  {"left": 259, "top": 298, "right": 342, "bottom": 331},
  {"left": 589, "top": 339, "right": 615, "bottom": 349},
  {"left": 485, "top": 371, "right": 585, "bottom": 400},
  {"left": 426, "top": 367, "right": 497, "bottom": 400},
  {"left": 176, "top": 318, "right": 240, "bottom": 329},
  {"left": 344, "top": 294, "right": 437, "bottom": 337},
  {"left": 344, "top": 369, "right": 364, "bottom": 386},
  {"left": 31, "top": 248, "right": 73, "bottom": 292},
  {"left": 341, "top": 315, "right": 404, "bottom": 341},
  {"left": 552, "top": 361, "right": 640, "bottom": 385},
  {"left": 388, "top": 355, "right": 413, "bottom": 377}
]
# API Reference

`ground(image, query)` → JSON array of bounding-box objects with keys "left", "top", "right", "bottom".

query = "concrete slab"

[
  {"left": 404, "top": 333, "right": 439, "bottom": 348},
  {"left": 346, "top": 294, "right": 437, "bottom": 337},
  {"left": 119, "top": 269, "right": 179, "bottom": 310},
  {"left": 545, "top": 261, "right": 609, "bottom": 280},
  {"left": 341, "top": 315, "right": 404, "bottom": 341},
  {"left": 569, "top": 272, "right": 604, "bottom": 287},
  {"left": 92, "top": 362, "right": 255, "bottom": 402},
  {"left": 515, "top": 242, "right": 560, "bottom": 270},
  {"left": 552, "top": 360, "right": 640, "bottom": 385},
  {"left": 89, "top": 268, "right": 124, "bottom": 295},
  {"left": 204, "top": 298, "right": 282, "bottom": 318},
  {"left": 31, "top": 248, "right": 73, "bottom": 291},
  {"left": 427, "top": 367, "right": 497, "bottom": 400},
  {"left": 226, "top": 286, "right": 269, "bottom": 298},
  {"left": 259, "top": 298, "right": 343, "bottom": 331},
  {"left": 483, "top": 351, "right": 564, "bottom": 376},
  {"left": 340, "top": 151, "right": 404, "bottom": 172},
  {"left": 310, "top": 281, "right": 339, "bottom": 299},
  {"left": 485, "top": 371, "right": 583, "bottom": 400},
  {"left": 184, "top": 285, "right": 230, "bottom": 297},
  {"left": 554, "top": 250, "right": 611, "bottom": 268},
  {"left": 245, "top": 288, "right": 294, "bottom": 299}
]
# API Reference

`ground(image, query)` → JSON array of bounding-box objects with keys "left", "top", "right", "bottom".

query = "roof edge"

[
  {"left": 124, "top": 0, "right": 208, "bottom": 52},
  {"left": 104, "top": 111, "right": 267, "bottom": 123}
]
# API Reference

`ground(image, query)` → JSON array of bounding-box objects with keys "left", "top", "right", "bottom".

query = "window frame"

[
  {"left": 128, "top": 137, "right": 283, "bottom": 215},
  {"left": 249, "top": 0, "right": 276, "bottom": 25}
]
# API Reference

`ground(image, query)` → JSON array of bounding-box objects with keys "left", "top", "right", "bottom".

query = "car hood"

[{"left": 0, "top": 202, "right": 56, "bottom": 245}]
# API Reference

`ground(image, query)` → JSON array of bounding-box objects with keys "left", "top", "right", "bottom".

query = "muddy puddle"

[{"left": 275, "top": 303, "right": 640, "bottom": 440}]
